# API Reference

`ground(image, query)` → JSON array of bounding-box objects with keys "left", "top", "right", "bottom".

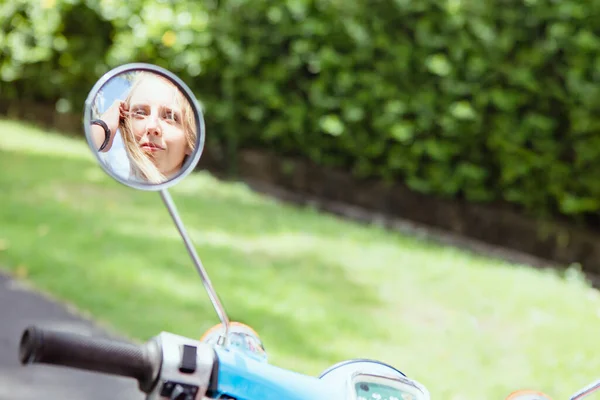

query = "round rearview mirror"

[{"left": 83, "top": 63, "right": 205, "bottom": 191}]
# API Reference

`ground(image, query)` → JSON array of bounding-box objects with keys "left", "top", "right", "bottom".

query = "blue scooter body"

[{"left": 213, "top": 346, "right": 344, "bottom": 399}]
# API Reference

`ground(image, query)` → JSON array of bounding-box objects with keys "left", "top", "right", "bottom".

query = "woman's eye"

[
  {"left": 133, "top": 109, "right": 147, "bottom": 116},
  {"left": 164, "top": 110, "right": 178, "bottom": 121}
]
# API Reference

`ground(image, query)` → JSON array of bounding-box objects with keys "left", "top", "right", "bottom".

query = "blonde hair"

[{"left": 119, "top": 72, "right": 197, "bottom": 183}]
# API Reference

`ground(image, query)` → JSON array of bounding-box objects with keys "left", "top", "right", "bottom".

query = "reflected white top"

[{"left": 98, "top": 130, "right": 132, "bottom": 178}]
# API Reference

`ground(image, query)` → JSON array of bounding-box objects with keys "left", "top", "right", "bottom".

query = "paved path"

[{"left": 0, "top": 273, "right": 143, "bottom": 400}]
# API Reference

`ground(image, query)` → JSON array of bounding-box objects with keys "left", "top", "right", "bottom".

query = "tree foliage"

[{"left": 2, "top": 0, "right": 600, "bottom": 224}]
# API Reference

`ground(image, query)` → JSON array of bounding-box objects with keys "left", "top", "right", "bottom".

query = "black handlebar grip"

[{"left": 19, "top": 326, "right": 156, "bottom": 387}]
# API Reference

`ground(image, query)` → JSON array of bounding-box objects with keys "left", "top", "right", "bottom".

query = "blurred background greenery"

[
  {"left": 2, "top": 1, "right": 600, "bottom": 399},
  {"left": 2, "top": 0, "right": 600, "bottom": 225}
]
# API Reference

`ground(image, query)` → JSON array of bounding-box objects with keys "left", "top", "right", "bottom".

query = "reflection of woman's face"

[{"left": 128, "top": 77, "right": 191, "bottom": 177}]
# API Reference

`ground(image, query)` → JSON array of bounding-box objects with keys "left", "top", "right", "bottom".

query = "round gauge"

[
  {"left": 319, "top": 359, "right": 406, "bottom": 381},
  {"left": 319, "top": 359, "right": 429, "bottom": 400}
]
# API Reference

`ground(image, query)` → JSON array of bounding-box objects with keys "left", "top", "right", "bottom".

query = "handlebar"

[
  {"left": 19, "top": 326, "right": 159, "bottom": 392},
  {"left": 18, "top": 325, "right": 599, "bottom": 400}
]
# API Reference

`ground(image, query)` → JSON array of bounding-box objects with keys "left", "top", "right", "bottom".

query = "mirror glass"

[{"left": 83, "top": 64, "right": 205, "bottom": 190}]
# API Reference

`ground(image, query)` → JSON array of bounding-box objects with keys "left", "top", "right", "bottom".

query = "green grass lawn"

[{"left": 2, "top": 118, "right": 600, "bottom": 399}]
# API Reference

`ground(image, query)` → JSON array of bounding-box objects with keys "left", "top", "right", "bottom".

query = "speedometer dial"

[
  {"left": 353, "top": 374, "right": 427, "bottom": 400},
  {"left": 319, "top": 359, "right": 429, "bottom": 400}
]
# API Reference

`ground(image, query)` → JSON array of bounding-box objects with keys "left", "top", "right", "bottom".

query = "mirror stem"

[
  {"left": 159, "top": 189, "right": 230, "bottom": 346},
  {"left": 571, "top": 379, "right": 600, "bottom": 400}
]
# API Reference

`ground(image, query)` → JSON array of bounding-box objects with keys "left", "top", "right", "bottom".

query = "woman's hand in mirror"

[{"left": 91, "top": 100, "right": 129, "bottom": 152}]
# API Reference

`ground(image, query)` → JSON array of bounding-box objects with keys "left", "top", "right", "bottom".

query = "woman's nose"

[{"left": 146, "top": 113, "right": 162, "bottom": 136}]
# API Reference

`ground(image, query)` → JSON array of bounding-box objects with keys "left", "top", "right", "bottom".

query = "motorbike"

[{"left": 14, "top": 63, "right": 600, "bottom": 400}]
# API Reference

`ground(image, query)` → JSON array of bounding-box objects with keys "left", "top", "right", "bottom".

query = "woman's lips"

[{"left": 140, "top": 143, "right": 164, "bottom": 152}]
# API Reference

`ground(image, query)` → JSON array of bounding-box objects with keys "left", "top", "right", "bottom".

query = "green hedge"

[{"left": 2, "top": 0, "right": 600, "bottom": 225}]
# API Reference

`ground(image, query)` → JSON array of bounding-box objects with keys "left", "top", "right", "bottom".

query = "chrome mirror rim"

[{"left": 82, "top": 62, "right": 206, "bottom": 191}]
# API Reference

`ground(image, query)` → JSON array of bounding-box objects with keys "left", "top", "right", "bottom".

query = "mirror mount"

[
  {"left": 160, "top": 189, "right": 230, "bottom": 346},
  {"left": 571, "top": 379, "right": 600, "bottom": 400}
]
